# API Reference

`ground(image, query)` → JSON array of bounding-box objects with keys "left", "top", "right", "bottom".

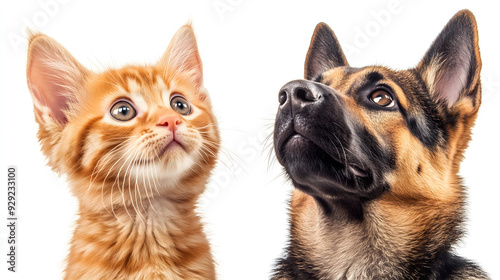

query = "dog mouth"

[
  {"left": 278, "top": 125, "right": 371, "bottom": 189},
  {"left": 278, "top": 134, "right": 373, "bottom": 198}
]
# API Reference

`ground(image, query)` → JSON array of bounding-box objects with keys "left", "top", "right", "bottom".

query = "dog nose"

[
  {"left": 157, "top": 114, "right": 182, "bottom": 132},
  {"left": 279, "top": 80, "right": 321, "bottom": 112}
]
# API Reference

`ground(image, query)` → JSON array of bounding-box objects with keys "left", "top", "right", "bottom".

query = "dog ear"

[
  {"left": 416, "top": 10, "right": 481, "bottom": 113},
  {"left": 305, "top": 22, "right": 349, "bottom": 80}
]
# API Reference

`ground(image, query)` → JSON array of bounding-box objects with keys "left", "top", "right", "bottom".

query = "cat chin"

[{"left": 135, "top": 151, "right": 197, "bottom": 181}]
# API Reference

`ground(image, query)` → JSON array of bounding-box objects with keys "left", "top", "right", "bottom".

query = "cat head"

[{"left": 26, "top": 25, "right": 219, "bottom": 209}]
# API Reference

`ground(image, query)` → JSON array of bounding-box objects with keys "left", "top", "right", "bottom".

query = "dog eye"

[
  {"left": 170, "top": 95, "right": 192, "bottom": 115},
  {"left": 110, "top": 101, "right": 137, "bottom": 121},
  {"left": 369, "top": 90, "right": 395, "bottom": 108}
]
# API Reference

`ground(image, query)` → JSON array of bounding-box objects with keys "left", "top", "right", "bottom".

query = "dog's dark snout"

[{"left": 279, "top": 80, "right": 321, "bottom": 111}]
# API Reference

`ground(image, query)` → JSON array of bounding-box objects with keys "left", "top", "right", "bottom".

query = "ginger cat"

[{"left": 26, "top": 25, "right": 219, "bottom": 279}]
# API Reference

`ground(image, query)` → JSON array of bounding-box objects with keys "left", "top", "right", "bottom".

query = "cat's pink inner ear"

[
  {"left": 27, "top": 35, "right": 88, "bottom": 124},
  {"left": 29, "top": 56, "right": 70, "bottom": 123},
  {"left": 159, "top": 25, "right": 203, "bottom": 88}
]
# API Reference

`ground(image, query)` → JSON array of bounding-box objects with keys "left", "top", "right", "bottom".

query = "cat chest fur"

[{"left": 65, "top": 197, "right": 214, "bottom": 280}]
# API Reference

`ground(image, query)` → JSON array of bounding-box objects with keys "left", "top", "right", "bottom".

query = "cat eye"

[
  {"left": 369, "top": 90, "right": 395, "bottom": 108},
  {"left": 170, "top": 95, "right": 192, "bottom": 115},
  {"left": 110, "top": 101, "right": 137, "bottom": 121}
]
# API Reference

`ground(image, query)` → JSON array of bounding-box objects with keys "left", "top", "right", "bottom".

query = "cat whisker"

[
  {"left": 69, "top": 139, "right": 131, "bottom": 214},
  {"left": 151, "top": 148, "right": 164, "bottom": 196},
  {"left": 194, "top": 148, "right": 213, "bottom": 165},
  {"left": 144, "top": 155, "right": 158, "bottom": 214},
  {"left": 131, "top": 148, "right": 145, "bottom": 222},
  {"left": 138, "top": 152, "right": 149, "bottom": 210},
  {"left": 189, "top": 131, "right": 243, "bottom": 179},
  {"left": 113, "top": 143, "right": 141, "bottom": 221},
  {"left": 99, "top": 139, "right": 138, "bottom": 216},
  {"left": 87, "top": 140, "right": 131, "bottom": 198},
  {"left": 137, "top": 150, "right": 152, "bottom": 218},
  {"left": 125, "top": 146, "right": 145, "bottom": 222},
  {"left": 95, "top": 150, "right": 126, "bottom": 212}
]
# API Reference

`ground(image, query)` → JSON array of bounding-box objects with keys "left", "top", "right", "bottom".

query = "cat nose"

[{"left": 157, "top": 115, "right": 182, "bottom": 132}]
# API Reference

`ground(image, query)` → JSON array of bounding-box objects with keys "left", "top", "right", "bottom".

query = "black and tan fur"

[{"left": 272, "top": 10, "right": 489, "bottom": 279}]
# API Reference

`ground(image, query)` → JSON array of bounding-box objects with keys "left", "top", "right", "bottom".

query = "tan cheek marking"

[
  {"left": 387, "top": 127, "right": 460, "bottom": 202},
  {"left": 385, "top": 127, "right": 426, "bottom": 190}
]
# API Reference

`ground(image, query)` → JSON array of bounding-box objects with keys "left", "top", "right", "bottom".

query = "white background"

[{"left": 1, "top": 0, "right": 499, "bottom": 279}]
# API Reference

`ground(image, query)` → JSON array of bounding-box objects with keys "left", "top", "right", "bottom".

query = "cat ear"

[
  {"left": 26, "top": 33, "right": 90, "bottom": 126},
  {"left": 305, "top": 22, "right": 349, "bottom": 80},
  {"left": 158, "top": 24, "right": 204, "bottom": 89},
  {"left": 416, "top": 10, "right": 481, "bottom": 112}
]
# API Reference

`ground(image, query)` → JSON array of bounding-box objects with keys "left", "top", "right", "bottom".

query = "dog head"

[{"left": 274, "top": 10, "right": 481, "bottom": 213}]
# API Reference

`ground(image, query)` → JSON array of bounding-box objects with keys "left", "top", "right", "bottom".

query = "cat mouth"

[
  {"left": 158, "top": 139, "right": 187, "bottom": 156},
  {"left": 165, "top": 139, "right": 185, "bottom": 151},
  {"left": 133, "top": 139, "right": 187, "bottom": 165}
]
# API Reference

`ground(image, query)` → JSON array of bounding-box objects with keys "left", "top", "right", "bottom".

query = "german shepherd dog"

[{"left": 272, "top": 10, "right": 489, "bottom": 279}]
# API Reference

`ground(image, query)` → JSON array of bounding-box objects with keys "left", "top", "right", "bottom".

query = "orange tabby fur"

[{"left": 26, "top": 25, "right": 219, "bottom": 280}]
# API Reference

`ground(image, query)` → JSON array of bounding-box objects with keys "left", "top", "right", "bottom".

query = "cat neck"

[
  {"left": 70, "top": 169, "right": 209, "bottom": 218},
  {"left": 80, "top": 195, "right": 199, "bottom": 225},
  {"left": 65, "top": 189, "right": 215, "bottom": 279}
]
